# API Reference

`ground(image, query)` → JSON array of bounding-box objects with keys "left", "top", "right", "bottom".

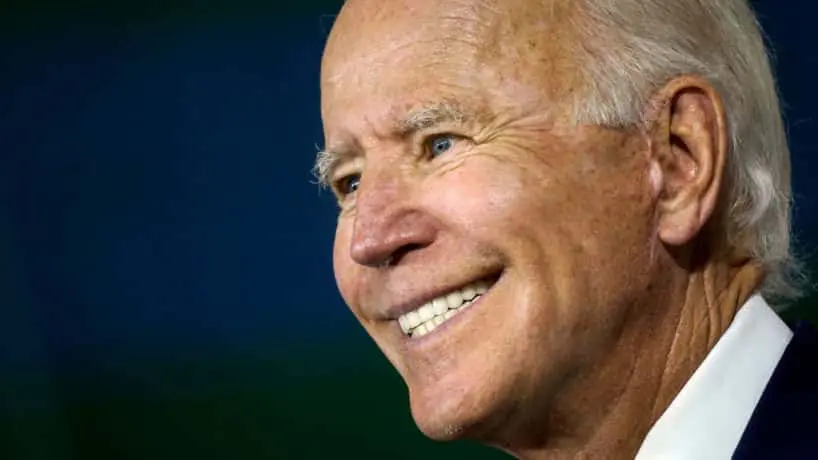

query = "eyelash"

[
  {"left": 331, "top": 133, "right": 462, "bottom": 201},
  {"left": 332, "top": 174, "right": 360, "bottom": 198}
]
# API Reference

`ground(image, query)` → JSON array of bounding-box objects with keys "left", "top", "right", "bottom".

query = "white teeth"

[
  {"left": 418, "top": 304, "right": 435, "bottom": 322},
  {"left": 407, "top": 311, "right": 421, "bottom": 329},
  {"left": 415, "top": 323, "right": 428, "bottom": 336},
  {"left": 399, "top": 279, "right": 494, "bottom": 337},
  {"left": 432, "top": 298, "right": 448, "bottom": 315},
  {"left": 445, "top": 291, "right": 463, "bottom": 309}
]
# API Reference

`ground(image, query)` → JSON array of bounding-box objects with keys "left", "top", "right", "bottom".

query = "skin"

[{"left": 320, "top": 0, "right": 764, "bottom": 458}]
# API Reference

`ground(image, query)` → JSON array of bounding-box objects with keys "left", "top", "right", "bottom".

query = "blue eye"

[{"left": 428, "top": 135, "right": 455, "bottom": 157}]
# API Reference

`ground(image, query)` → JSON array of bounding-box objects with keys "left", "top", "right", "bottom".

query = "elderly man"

[{"left": 316, "top": 0, "right": 818, "bottom": 458}]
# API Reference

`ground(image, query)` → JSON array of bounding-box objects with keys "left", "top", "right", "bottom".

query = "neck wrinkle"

[
  {"left": 646, "top": 260, "right": 764, "bottom": 438},
  {"left": 510, "top": 260, "right": 764, "bottom": 460}
]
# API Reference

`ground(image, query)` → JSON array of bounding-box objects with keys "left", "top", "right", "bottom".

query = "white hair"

[{"left": 566, "top": 0, "right": 803, "bottom": 305}]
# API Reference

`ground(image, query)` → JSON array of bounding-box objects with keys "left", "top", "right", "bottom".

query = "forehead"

[
  {"left": 322, "top": 3, "right": 495, "bottom": 97},
  {"left": 320, "top": 0, "right": 580, "bottom": 122},
  {"left": 324, "top": 0, "right": 498, "bottom": 59}
]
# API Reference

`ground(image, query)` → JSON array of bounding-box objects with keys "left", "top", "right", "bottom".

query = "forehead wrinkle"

[
  {"left": 321, "top": 0, "right": 580, "bottom": 161},
  {"left": 325, "top": 31, "right": 483, "bottom": 90}
]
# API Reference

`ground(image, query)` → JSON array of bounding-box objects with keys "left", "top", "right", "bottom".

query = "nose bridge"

[
  {"left": 349, "top": 161, "right": 431, "bottom": 267},
  {"left": 350, "top": 161, "right": 406, "bottom": 261},
  {"left": 357, "top": 166, "right": 401, "bottom": 223}
]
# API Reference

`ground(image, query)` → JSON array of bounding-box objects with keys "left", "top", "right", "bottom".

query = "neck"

[{"left": 503, "top": 258, "right": 764, "bottom": 460}]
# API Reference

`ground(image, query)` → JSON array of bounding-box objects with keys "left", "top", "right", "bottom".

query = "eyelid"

[
  {"left": 330, "top": 157, "right": 364, "bottom": 184},
  {"left": 331, "top": 172, "right": 358, "bottom": 197},
  {"left": 421, "top": 132, "right": 467, "bottom": 154},
  {"left": 420, "top": 126, "right": 463, "bottom": 138},
  {"left": 329, "top": 160, "right": 364, "bottom": 203}
]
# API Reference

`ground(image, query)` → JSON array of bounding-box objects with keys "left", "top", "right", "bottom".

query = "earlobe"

[{"left": 648, "top": 77, "right": 728, "bottom": 247}]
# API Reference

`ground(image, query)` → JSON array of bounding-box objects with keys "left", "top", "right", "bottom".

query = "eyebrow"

[
  {"left": 313, "top": 102, "right": 469, "bottom": 188},
  {"left": 397, "top": 101, "right": 469, "bottom": 135},
  {"left": 313, "top": 145, "right": 348, "bottom": 189}
]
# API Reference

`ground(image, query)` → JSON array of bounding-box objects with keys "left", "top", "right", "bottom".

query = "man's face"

[{"left": 321, "top": 0, "right": 660, "bottom": 441}]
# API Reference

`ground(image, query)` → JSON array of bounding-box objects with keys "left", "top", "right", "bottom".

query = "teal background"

[{"left": 1, "top": 1, "right": 816, "bottom": 459}]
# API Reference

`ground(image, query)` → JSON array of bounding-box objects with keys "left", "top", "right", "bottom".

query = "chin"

[
  {"left": 407, "top": 378, "right": 515, "bottom": 443},
  {"left": 409, "top": 395, "right": 475, "bottom": 441}
]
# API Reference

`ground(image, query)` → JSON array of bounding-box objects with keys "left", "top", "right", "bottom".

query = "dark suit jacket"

[{"left": 733, "top": 321, "right": 818, "bottom": 459}]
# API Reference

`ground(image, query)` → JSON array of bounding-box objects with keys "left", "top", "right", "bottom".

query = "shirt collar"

[{"left": 635, "top": 294, "right": 793, "bottom": 460}]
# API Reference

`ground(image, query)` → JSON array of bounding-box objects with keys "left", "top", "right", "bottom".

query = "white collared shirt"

[{"left": 635, "top": 294, "right": 793, "bottom": 460}]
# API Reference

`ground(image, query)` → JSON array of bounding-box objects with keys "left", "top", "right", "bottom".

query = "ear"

[{"left": 645, "top": 76, "right": 728, "bottom": 247}]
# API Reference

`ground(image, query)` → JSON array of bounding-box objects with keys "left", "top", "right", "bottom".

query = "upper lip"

[{"left": 381, "top": 272, "right": 501, "bottom": 321}]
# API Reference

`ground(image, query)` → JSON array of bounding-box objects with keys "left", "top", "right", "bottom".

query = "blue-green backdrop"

[{"left": 2, "top": 1, "right": 816, "bottom": 459}]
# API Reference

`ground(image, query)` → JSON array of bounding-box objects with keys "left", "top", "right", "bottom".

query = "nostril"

[
  {"left": 382, "top": 243, "right": 427, "bottom": 268},
  {"left": 402, "top": 243, "right": 426, "bottom": 253}
]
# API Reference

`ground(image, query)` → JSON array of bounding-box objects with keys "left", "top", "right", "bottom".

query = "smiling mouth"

[{"left": 398, "top": 278, "right": 496, "bottom": 339}]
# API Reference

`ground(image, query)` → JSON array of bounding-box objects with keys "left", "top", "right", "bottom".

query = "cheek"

[
  {"left": 333, "top": 220, "right": 358, "bottom": 306},
  {"left": 424, "top": 156, "right": 529, "bottom": 230}
]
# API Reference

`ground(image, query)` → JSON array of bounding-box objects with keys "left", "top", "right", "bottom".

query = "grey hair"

[{"left": 566, "top": 0, "right": 803, "bottom": 305}]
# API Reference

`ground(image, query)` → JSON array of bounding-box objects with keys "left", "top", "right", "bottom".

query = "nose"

[{"left": 348, "top": 171, "right": 437, "bottom": 268}]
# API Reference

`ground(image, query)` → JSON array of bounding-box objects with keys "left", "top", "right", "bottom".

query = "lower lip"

[{"left": 403, "top": 285, "right": 493, "bottom": 348}]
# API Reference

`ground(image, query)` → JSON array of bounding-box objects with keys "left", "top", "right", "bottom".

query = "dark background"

[{"left": 1, "top": 1, "right": 816, "bottom": 459}]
